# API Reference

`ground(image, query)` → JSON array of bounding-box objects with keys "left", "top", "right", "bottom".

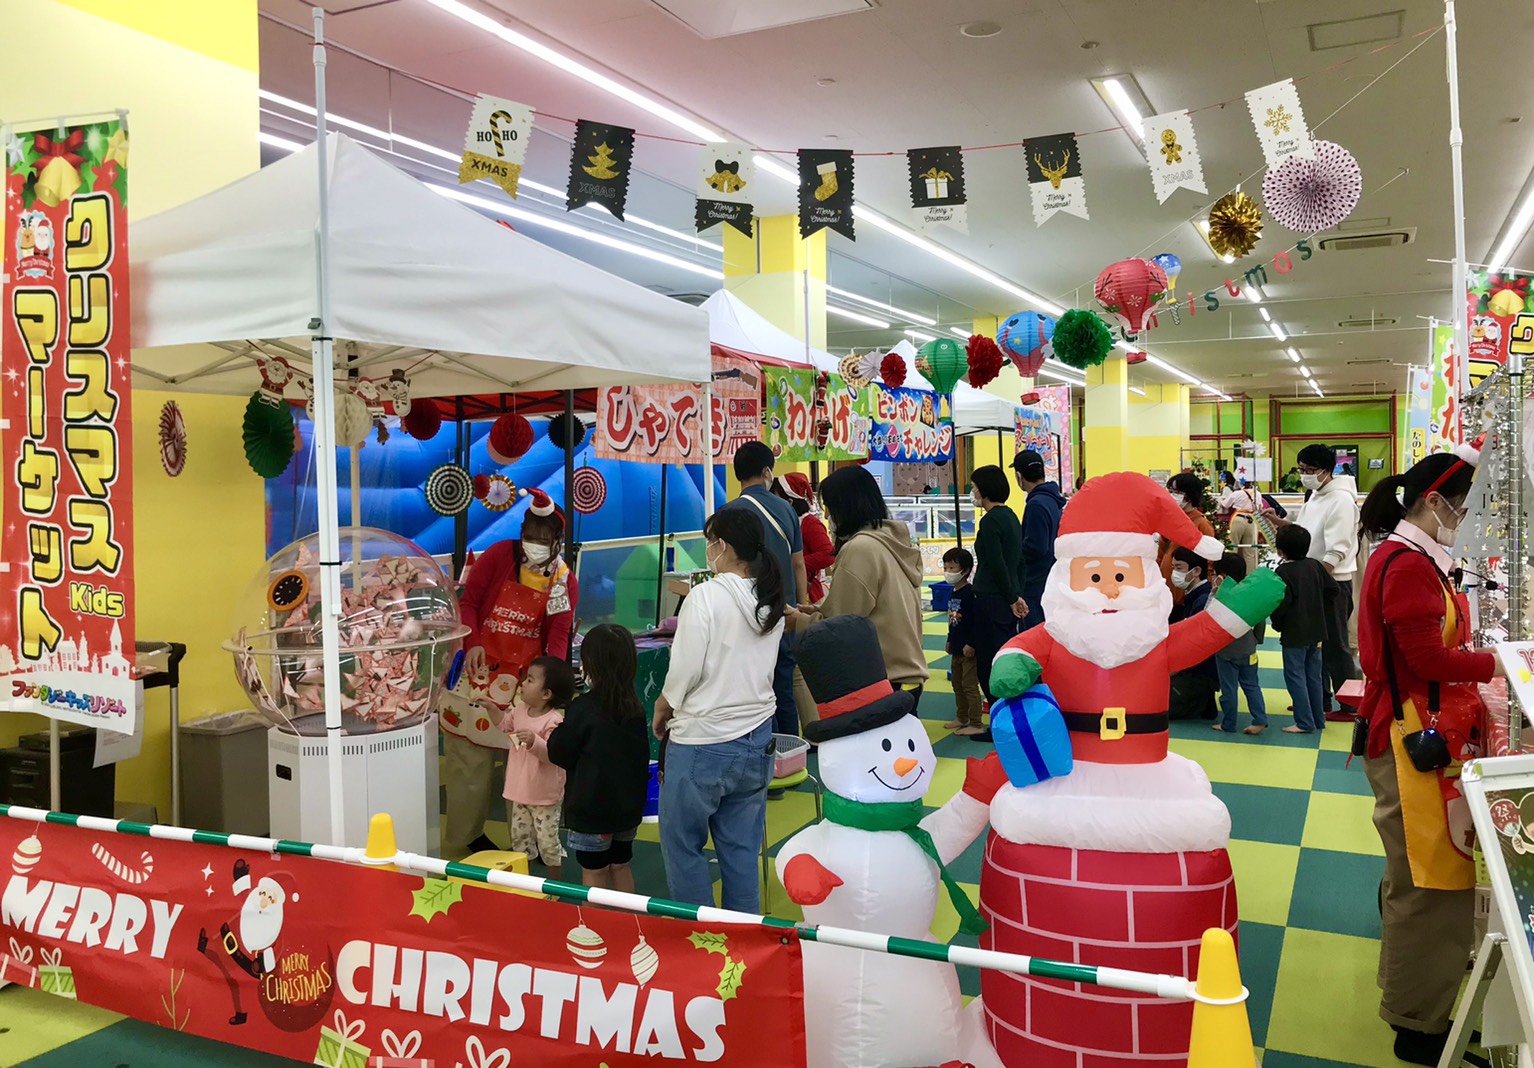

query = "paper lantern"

[
  {"left": 487, "top": 413, "right": 534, "bottom": 465},
  {"left": 1051, "top": 309, "right": 1114, "bottom": 369},
  {"left": 1206, "top": 192, "right": 1263, "bottom": 260},
  {"left": 1095, "top": 258, "right": 1169, "bottom": 340},
  {"left": 243, "top": 393, "right": 297, "bottom": 478},
  {"left": 400, "top": 398, "right": 442, "bottom": 441},
  {"left": 1262, "top": 139, "right": 1362, "bottom": 234},
  {"left": 306, "top": 391, "right": 372, "bottom": 448},
  {"left": 1152, "top": 252, "right": 1182, "bottom": 300},
  {"left": 917, "top": 337, "right": 967, "bottom": 394},
  {"left": 472, "top": 473, "right": 491, "bottom": 500},
  {"left": 159, "top": 401, "right": 187, "bottom": 477},
  {"left": 546, "top": 413, "right": 588, "bottom": 452},
  {"left": 965, "top": 334, "right": 1006, "bottom": 388},
  {"left": 997, "top": 311, "right": 1056, "bottom": 376},
  {"left": 878, "top": 352, "right": 907, "bottom": 389}
]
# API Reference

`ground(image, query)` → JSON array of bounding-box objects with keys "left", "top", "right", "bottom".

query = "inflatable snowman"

[{"left": 776, "top": 615, "right": 1007, "bottom": 1068}]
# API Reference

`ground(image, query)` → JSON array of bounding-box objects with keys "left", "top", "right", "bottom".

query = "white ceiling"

[{"left": 254, "top": 0, "right": 1534, "bottom": 399}]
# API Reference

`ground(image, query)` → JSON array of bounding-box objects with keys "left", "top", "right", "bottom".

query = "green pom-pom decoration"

[
  {"left": 243, "top": 392, "right": 297, "bottom": 479},
  {"left": 1051, "top": 309, "right": 1114, "bottom": 369}
]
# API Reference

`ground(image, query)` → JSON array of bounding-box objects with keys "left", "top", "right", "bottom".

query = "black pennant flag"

[
  {"left": 1023, "top": 132, "right": 1089, "bottom": 226},
  {"left": 695, "top": 142, "right": 755, "bottom": 236},
  {"left": 907, "top": 146, "right": 967, "bottom": 232},
  {"left": 568, "top": 119, "right": 635, "bottom": 220},
  {"left": 797, "top": 149, "right": 855, "bottom": 240}
]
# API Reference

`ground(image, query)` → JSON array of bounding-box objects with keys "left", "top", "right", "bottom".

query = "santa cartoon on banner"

[{"left": 961, "top": 472, "right": 1283, "bottom": 1068}]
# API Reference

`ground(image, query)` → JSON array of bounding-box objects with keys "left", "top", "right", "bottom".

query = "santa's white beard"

[
  {"left": 239, "top": 896, "right": 283, "bottom": 954},
  {"left": 1040, "top": 559, "right": 1172, "bottom": 668}
]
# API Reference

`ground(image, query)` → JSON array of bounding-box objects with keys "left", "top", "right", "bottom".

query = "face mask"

[
  {"left": 523, "top": 542, "right": 554, "bottom": 566},
  {"left": 943, "top": 569, "right": 964, "bottom": 584},
  {"left": 1168, "top": 492, "right": 1185, "bottom": 507},
  {"left": 970, "top": 492, "right": 983, "bottom": 509},
  {"left": 1170, "top": 569, "right": 1195, "bottom": 589},
  {"left": 1431, "top": 500, "right": 1462, "bottom": 547},
  {"left": 1299, "top": 473, "right": 1322, "bottom": 491},
  {"left": 705, "top": 542, "right": 724, "bottom": 573}
]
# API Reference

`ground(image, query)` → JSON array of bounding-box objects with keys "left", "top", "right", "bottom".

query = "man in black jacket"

[{"left": 1011, "top": 449, "right": 1067, "bottom": 631}]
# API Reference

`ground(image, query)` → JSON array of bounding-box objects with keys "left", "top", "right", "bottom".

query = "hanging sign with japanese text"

[
  {"left": 1014, "top": 384, "right": 1076, "bottom": 493},
  {"left": 762, "top": 368, "right": 871, "bottom": 462},
  {"left": 869, "top": 386, "right": 953, "bottom": 464},
  {"left": 1, "top": 118, "right": 136, "bottom": 732},
  {"left": 595, "top": 357, "right": 759, "bottom": 464},
  {"left": 1467, "top": 269, "right": 1534, "bottom": 388}
]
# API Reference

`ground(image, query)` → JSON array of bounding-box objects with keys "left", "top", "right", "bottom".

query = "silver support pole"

[
  {"left": 1446, "top": 1, "right": 1471, "bottom": 397},
  {"left": 48, "top": 719, "right": 61, "bottom": 812},
  {"left": 702, "top": 380, "right": 716, "bottom": 517},
  {"left": 169, "top": 686, "right": 181, "bottom": 826},
  {"left": 1508, "top": 358, "right": 1526, "bottom": 752}
]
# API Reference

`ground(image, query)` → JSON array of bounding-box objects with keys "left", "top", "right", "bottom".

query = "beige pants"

[
  {"left": 1228, "top": 514, "right": 1260, "bottom": 578},
  {"left": 793, "top": 666, "right": 819, "bottom": 728},
  {"left": 952, "top": 654, "right": 984, "bottom": 727},
  {"left": 443, "top": 732, "right": 508, "bottom": 853},
  {"left": 507, "top": 801, "right": 564, "bottom": 865},
  {"left": 1365, "top": 752, "right": 1473, "bottom": 1032}
]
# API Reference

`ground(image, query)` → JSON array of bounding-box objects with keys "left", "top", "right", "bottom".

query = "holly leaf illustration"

[
  {"left": 688, "top": 931, "right": 729, "bottom": 956},
  {"left": 716, "top": 956, "right": 746, "bottom": 1002},
  {"left": 409, "top": 877, "right": 462, "bottom": 923}
]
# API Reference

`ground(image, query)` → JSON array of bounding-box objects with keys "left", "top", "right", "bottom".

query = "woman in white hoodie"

[{"left": 654, "top": 507, "right": 787, "bottom": 911}]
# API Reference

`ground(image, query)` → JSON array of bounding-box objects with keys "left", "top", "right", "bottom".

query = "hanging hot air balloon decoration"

[
  {"left": 1151, "top": 253, "right": 1182, "bottom": 306},
  {"left": 916, "top": 337, "right": 967, "bottom": 395},
  {"left": 1094, "top": 258, "right": 1169, "bottom": 342},
  {"left": 996, "top": 311, "right": 1056, "bottom": 376}
]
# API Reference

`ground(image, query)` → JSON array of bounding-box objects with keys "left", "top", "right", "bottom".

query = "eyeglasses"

[{"left": 1296, "top": 464, "right": 1325, "bottom": 475}]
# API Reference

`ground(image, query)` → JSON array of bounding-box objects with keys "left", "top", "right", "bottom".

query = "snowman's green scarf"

[{"left": 822, "top": 791, "right": 988, "bottom": 936}]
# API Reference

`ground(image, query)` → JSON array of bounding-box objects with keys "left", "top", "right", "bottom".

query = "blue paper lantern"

[
  {"left": 1151, "top": 252, "right": 1182, "bottom": 300},
  {"left": 996, "top": 311, "right": 1057, "bottom": 376},
  {"left": 991, "top": 682, "right": 1073, "bottom": 788}
]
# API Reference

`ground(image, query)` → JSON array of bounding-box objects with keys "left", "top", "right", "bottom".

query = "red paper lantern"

[
  {"left": 1126, "top": 351, "right": 1148, "bottom": 365},
  {"left": 965, "top": 334, "right": 1006, "bottom": 389},
  {"left": 1020, "top": 392, "right": 1041, "bottom": 405},
  {"left": 879, "top": 352, "right": 907, "bottom": 389},
  {"left": 487, "top": 413, "right": 534, "bottom": 465},
  {"left": 472, "top": 474, "right": 491, "bottom": 500},
  {"left": 400, "top": 398, "right": 442, "bottom": 441},
  {"left": 1094, "top": 258, "right": 1169, "bottom": 340}
]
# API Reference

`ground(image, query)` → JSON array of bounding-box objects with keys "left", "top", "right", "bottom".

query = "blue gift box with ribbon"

[{"left": 991, "top": 682, "right": 1073, "bottom": 787}]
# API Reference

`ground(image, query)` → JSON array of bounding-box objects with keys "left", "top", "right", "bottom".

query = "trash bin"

[{"left": 180, "top": 711, "right": 269, "bottom": 835}]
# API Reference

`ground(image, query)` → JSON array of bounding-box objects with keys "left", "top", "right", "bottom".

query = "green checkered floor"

[{"left": 4, "top": 618, "right": 1400, "bottom": 1068}]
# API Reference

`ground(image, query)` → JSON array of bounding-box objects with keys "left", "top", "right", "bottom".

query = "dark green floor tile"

[
  {"left": 1312, "top": 749, "right": 1374, "bottom": 796},
  {"left": 1212, "top": 782, "right": 1309, "bottom": 844},
  {"left": 1237, "top": 920, "right": 1285, "bottom": 1047},
  {"left": 17, "top": 1018, "right": 299, "bottom": 1067},
  {"left": 1286, "top": 849, "right": 1385, "bottom": 939},
  {"left": 1261, "top": 1052, "right": 1375, "bottom": 1068}
]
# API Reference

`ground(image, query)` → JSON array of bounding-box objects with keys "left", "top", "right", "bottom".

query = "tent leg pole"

[
  {"left": 656, "top": 465, "right": 669, "bottom": 628},
  {"left": 702, "top": 380, "right": 715, "bottom": 519},
  {"left": 563, "top": 390, "right": 578, "bottom": 575},
  {"left": 452, "top": 398, "right": 468, "bottom": 580},
  {"left": 952, "top": 442, "right": 963, "bottom": 550}
]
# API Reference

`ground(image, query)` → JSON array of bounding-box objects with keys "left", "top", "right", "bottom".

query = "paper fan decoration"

[
  {"left": 482, "top": 474, "right": 516, "bottom": 511},
  {"left": 1205, "top": 192, "right": 1264, "bottom": 260},
  {"left": 1261, "top": 139, "right": 1362, "bottom": 234},
  {"left": 425, "top": 463, "right": 474, "bottom": 516},
  {"left": 571, "top": 466, "right": 607, "bottom": 514},
  {"left": 243, "top": 392, "right": 297, "bottom": 478},
  {"left": 546, "top": 413, "right": 588, "bottom": 452},
  {"left": 838, "top": 353, "right": 870, "bottom": 387},
  {"left": 159, "top": 400, "right": 187, "bottom": 477},
  {"left": 879, "top": 352, "right": 907, "bottom": 389}
]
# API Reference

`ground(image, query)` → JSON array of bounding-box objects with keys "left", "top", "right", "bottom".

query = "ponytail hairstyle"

[
  {"left": 704, "top": 508, "right": 786, "bottom": 633},
  {"left": 1358, "top": 451, "right": 1478, "bottom": 539},
  {"left": 579, "top": 624, "right": 644, "bottom": 722}
]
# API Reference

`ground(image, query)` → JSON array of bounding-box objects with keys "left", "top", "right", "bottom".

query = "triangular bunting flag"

[
  {"left": 907, "top": 146, "right": 967, "bottom": 233},
  {"left": 696, "top": 142, "right": 755, "bottom": 236},
  {"left": 458, "top": 95, "right": 533, "bottom": 198},
  {"left": 797, "top": 149, "right": 855, "bottom": 240},
  {"left": 1246, "top": 79, "right": 1314, "bottom": 170}
]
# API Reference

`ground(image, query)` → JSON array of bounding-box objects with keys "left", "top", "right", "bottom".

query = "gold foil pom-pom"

[{"left": 1206, "top": 192, "right": 1263, "bottom": 260}]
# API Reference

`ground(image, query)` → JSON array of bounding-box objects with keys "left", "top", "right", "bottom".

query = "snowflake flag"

[
  {"left": 1246, "top": 79, "right": 1314, "bottom": 170},
  {"left": 1142, "top": 110, "right": 1206, "bottom": 204},
  {"left": 696, "top": 141, "right": 755, "bottom": 236},
  {"left": 1024, "top": 132, "right": 1088, "bottom": 227},
  {"left": 567, "top": 119, "right": 635, "bottom": 219},
  {"left": 797, "top": 149, "right": 855, "bottom": 240},
  {"left": 907, "top": 146, "right": 967, "bottom": 233}
]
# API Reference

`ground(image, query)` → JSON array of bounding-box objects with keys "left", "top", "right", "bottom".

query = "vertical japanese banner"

[
  {"left": 2, "top": 118, "right": 135, "bottom": 732},
  {"left": 1403, "top": 366, "right": 1431, "bottom": 469},
  {"left": 1015, "top": 385, "right": 1075, "bottom": 493},
  {"left": 762, "top": 368, "right": 871, "bottom": 462},
  {"left": 708, "top": 355, "right": 761, "bottom": 459},
  {"left": 1466, "top": 268, "right": 1534, "bottom": 388},
  {"left": 1429, "top": 323, "right": 1460, "bottom": 453}
]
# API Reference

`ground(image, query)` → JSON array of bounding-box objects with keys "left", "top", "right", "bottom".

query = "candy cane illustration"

[{"left": 91, "top": 842, "right": 154, "bottom": 885}]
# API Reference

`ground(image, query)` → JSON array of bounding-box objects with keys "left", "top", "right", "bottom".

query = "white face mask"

[
  {"left": 970, "top": 492, "right": 983, "bottom": 509},
  {"left": 1168, "top": 492, "right": 1185, "bottom": 507},
  {"left": 1431, "top": 499, "right": 1463, "bottom": 548},
  {"left": 1170, "top": 569, "right": 1195, "bottom": 589},
  {"left": 523, "top": 542, "right": 554, "bottom": 566},
  {"left": 705, "top": 541, "right": 724, "bottom": 573},
  {"left": 1299, "top": 473, "right": 1322, "bottom": 491},
  {"left": 943, "top": 569, "right": 965, "bottom": 584}
]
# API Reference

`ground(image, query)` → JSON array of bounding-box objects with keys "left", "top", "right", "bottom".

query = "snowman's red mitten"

[
  {"left": 962, "top": 753, "right": 1009, "bottom": 803},
  {"left": 782, "top": 854, "right": 844, "bottom": 906}
]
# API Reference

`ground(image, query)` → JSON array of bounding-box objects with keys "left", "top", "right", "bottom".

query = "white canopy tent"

[{"left": 881, "top": 339, "right": 1020, "bottom": 434}]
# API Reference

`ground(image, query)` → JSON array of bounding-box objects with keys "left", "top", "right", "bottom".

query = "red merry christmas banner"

[
  {"left": 0, "top": 818, "right": 805, "bottom": 1067},
  {"left": 1, "top": 117, "right": 135, "bottom": 728}
]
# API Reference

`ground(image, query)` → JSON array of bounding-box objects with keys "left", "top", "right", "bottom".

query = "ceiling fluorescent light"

[
  {"left": 1300, "top": 365, "right": 1312, "bottom": 377},
  {"left": 1311, "top": 382, "right": 1325, "bottom": 397},
  {"left": 1037, "top": 366, "right": 1085, "bottom": 386},
  {"left": 1128, "top": 385, "right": 1147, "bottom": 396},
  {"left": 1144, "top": 353, "right": 1199, "bottom": 384},
  {"left": 1093, "top": 76, "right": 1147, "bottom": 145},
  {"left": 826, "top": 304, "right": 891, "bottom": 329},
  {"left": 258, "top": 131, "right": 304, "bottom": 154},
  {"left": 1259, "top": 307, "right": 1272, "bottom": 323},
  {"left": 825, "top": 285, "right": 938, "bottom": 326},
  {"left": 1268, "top": 323, "right": 1287, "bottom": 341},
  {"left": 421, "top": 0, "right": 724, "bottom": 141},
  {"left": 1246, "top": 284, "right": 1264, "bottom": 303},
  {"left": 432, "top": 185, "right": 724, "bottom": 279},
  {"left": 1287, "top": 347, "right": 1300, "bottom": 362},
  {"left": 905, "top": 328, "right": 937, "bottom": 344},
  {"left": 1487, "top": 168, "right": 1534, "bottom": 271},
  {"left": 948, "top": 327, "right": 971, "bottom": 339}
]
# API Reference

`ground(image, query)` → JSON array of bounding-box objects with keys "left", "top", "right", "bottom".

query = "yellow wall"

[
  {"left": 1084, "top": 358, "right": 1129, "bottom": 476},
  {"left": 0, "top": 0, "right": 263, "bottom": 819},
  {"left": 1128, "top": 383, "right": 1189, "bottom": 476},
  {"left": 723, "top": 216, "right": 828, "bottom": 350}
]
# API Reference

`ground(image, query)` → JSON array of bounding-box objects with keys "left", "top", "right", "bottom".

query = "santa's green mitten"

[
  {"left": 988, "top": 649, "right": 1042, "bottom": 699},
  {"left": 1214, "top": 568, "right": 1286, "bottom": 627}
]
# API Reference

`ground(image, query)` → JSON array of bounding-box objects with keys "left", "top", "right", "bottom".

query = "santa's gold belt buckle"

[
  {"left": 223, "top": 930, "right": 239, "bottom": 956},
  {"left": 1101, "top": 708, "right": 1127, "bottom": 741}
]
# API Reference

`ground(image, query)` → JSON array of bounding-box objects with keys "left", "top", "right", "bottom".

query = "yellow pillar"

[
  {"left": 1084, "top": 358, "right": 1130, "bottom": 476},
  {"left": 723, "top": 215, "right": 827, "bottom": 350},
  {"left": 0, "top": 0, "right": 264, "bottom": 820},
  {"left": 1128, "top": 383, "right": 1191, "bottom": 477}
]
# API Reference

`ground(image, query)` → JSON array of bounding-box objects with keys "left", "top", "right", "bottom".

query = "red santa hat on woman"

[
  {"left": 774, "top": 472, "right": 813, "bottom": 502},
  {"left": 521, "top": 487, "right": 556, "bottom": 517},
  {"left": 1055, "top": 471, "right": 1224, "bottom": 562}
]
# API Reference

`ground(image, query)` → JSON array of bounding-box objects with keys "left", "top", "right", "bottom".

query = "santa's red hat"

[
  {"left": 775, "top": 472, "right": 812, "bottom": 501},
  {"left": 521, "top": 488, "right": 556, "bottom": 517},
  {"left": 1055, "top": 471, "right": 1223, "bottom": 562},
  {"left": 256, "top": 872, "right": 299, "bottom": 906}
]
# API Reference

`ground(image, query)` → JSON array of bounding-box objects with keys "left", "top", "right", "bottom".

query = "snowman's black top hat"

[{"left": 799, "top": 615, "right": 914, "bottom": 744}]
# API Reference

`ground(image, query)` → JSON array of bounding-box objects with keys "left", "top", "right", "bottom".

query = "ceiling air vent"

[
  {"left": 1336, "top": 315, "right": 1401, "bottom": 329},
  {"left": 648, "top": 0, "right": 874, "bottom": 38},
  {"left": 1346, "top": 357, "right": 1396, "bottom": 366},
  {"left": 1316, "top": 228, "right": 1415, "bottom": 252}
]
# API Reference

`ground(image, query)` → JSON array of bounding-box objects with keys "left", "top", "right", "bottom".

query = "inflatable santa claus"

[{"left": 972, "top": 471, "right": 1283, "bottom": 1068}]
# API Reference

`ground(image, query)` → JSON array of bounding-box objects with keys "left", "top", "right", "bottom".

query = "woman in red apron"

[
  {"left": 441, "top": 488, "right": 578, "bottom": 857},
  {"left": 1356, "top": 449, "right": 1503, "bottom": 1065}
]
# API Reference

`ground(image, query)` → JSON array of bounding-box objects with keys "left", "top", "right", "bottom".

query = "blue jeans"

[
  {"left": 1282, "top": 643, "right": 1326, "bottom": 732},
  {"left": 772, "top": 634, "right": 798, "bottom": 737},
  {"left": 660, "top": 719, "right": 773, "bottom": 912},
  {"left": 1216, "top": 656, "right": 1268, "bottom": 731}
]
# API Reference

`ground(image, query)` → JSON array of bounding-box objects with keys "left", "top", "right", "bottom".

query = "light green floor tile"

[
  {"left": 1258, "top": 650, "right": 1283, "bottom": 669},
  {"left": 1302, "top": 792, "right": 1384, "bottom": 856},
  {"left": 1264, "top": 928, "right": 1397, "bottom": 1068},
  {"left": 0, "top": 987, "right": 121, "bottom": 1064},
  {"left": 1319, "top": 726, "right": 1354, "bottom": 753},
  {"left": 1170, "top": 738, "right": 1318, "bottom": 790},
  {"left": 1227, "top": 840, "right": 1300, "bottom": 927},
  {"left": 926, "top": 755, "right": 967, "bottom": 809}
]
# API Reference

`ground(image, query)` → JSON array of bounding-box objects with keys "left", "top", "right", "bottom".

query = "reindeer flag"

[
  {"left": 1024, "top": 132, "right": 1088, "bottom": 226},
  {"left": 696, "top": 142, "right": 755, "bottom": 236}
]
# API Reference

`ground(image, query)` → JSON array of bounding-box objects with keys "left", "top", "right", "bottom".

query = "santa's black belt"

[{"left": 1063, "top": 710, "right": 1169, "bottom": 739}]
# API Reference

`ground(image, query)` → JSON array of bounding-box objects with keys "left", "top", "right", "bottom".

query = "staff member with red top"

[
  {"left": 1356, "top": 448, "right": 1502, "bottom": 1067},
  {"left": 772, "top": 472, "right": 835, "bottom": 601},
  {"left": 441, "top": 488, "right": 579, "bottom": 857}
]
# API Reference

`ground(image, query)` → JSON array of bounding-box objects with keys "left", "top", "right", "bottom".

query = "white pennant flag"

[
  {"left": 1142, "top": 110, "right": 1206, "bottom": 204},
  {"left": 458, "top": 94, "right": 533, "bottom": 197},
  {"left": 1246, "top": 79, "right": 1314, "bottom": 170}
]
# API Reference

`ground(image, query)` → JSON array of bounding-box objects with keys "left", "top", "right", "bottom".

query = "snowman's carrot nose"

[{"left": 893, "top": 757, "right": 919, "bottom": 777}]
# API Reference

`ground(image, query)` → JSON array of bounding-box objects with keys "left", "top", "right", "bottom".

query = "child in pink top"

[{"left": 499, "top": 656, "right": 578, "bottom": 870}]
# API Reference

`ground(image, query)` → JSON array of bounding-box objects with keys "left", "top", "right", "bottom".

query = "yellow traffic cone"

[
  {"left": 1187, "top": 927, "right": 1257, "bottom": 1068},
  {"left": 364, "top": 813, "right": 399, "bottom": 873}
]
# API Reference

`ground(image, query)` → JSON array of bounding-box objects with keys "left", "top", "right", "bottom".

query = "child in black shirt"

[
  {"left": 1271, "top": 525, "right": 1337, "bottom": 734},
  {"left": 943, "top": 547, "right": 985, "bottom": 736}
]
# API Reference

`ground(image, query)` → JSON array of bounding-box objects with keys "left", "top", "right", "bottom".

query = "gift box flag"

[
  {"left": 0, "top": 939, "right": 37, "bottom": 989},
  {"left": 314, "top": 1010, "right": 371, "bottom": 1068},
  {"left": 37, "top": 947, "right": 75, "bottom": 999}
]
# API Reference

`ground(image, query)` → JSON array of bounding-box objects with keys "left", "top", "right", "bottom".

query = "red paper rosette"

[
  {"left": 965, "top": 334, "right": 1006, "bottom": 389},
  {"left": 879, "top": 352, "right": 907, "bottom": 389},
  {"left": 571, "top": 467, "right": 608, "bottom": 514},
  {"left": 400, "top": 398, "right": 442, "bottom": 440},
  {"left": 159, "top": 400, "right": 187, "bottom": 477}
]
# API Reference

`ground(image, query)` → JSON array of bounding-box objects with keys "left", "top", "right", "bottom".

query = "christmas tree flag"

[
  {"left": 568, "top": 119, "right": 636, "bottom": 220},
  {"left": 797, "top": 149, "right": 854, "bottom": 240}
]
